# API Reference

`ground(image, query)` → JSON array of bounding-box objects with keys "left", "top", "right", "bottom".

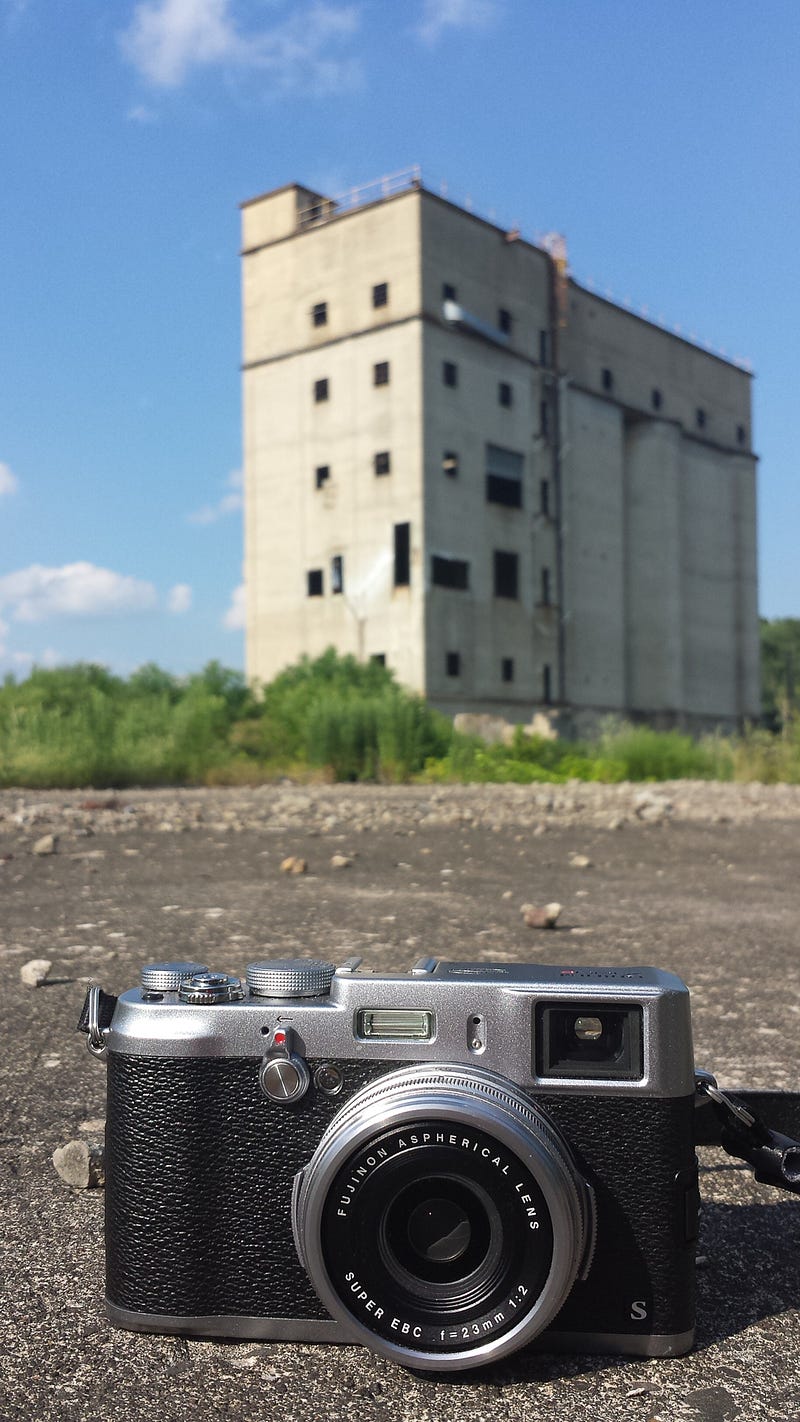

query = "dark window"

[
  {"left": 374, "top": 361, "right": 390, "bottom": 386},
  {"left": 307, "top": 569, "right": 323, "bottom": 596},
  {"left": 539, "top": 330, "right": 549, "bottom": 366},
  {"left": 372, "top": 282, "right": 388, "bottom": 308},
  {"left": 315, "top": 465, "right": 330, "bottom": 490},
  {"left": 394, "top": 523, "right": 410, "bottom": 587},
  {"left": 432, "top": 555, "right": 469, "bottom": 590},
  {"left": 601, "top": 367, "right": 614, "bottom": 392},
  {"left": 371, "top": 653, "right": 386, "bottom": 666},
  {"left": 498, "top": 382, "right": 513, "bottom": 408},
  {"left": 541, "top": 567, "right": 552, "bottom": 606},
  {"left": 494, "top": 550, "right": 519, "bottom": 599},
  {"left": 331, "top": 555, "right": 344, "bottom": 594},
  {"left": 540, "top": 479, "right": 550, "bottom": 517},
  {"left": 696, "top": 407, "right": 706, "bottom": 429},
  {"left": 443, "top": 361, "right": 458, "bottom": 387},
  {"left": 374, "top": 451, "right": 391, "bottom": 476},
  {"left": 501, "top": 657, "right": 514, "bottom": 683},
  {"left": 443, "top": 451, "right": 459, "bottom": 478},
  {"left": 498, "top": 308, "right": 512, "bottom": 334},
  {"left": 651, "top": 388, "right": 662, "bottom": 411},
  {"left": 443, "top": 283, "right": 457, "bottom": 302},
  {"left": 543, "top": 664, "right": 552, "bottom": 704},
  {"left": 314, "top": 378, "right": 329, "bottom": 402},
  {"left": 311, "top": 302, "right": 327, "bottom": 327},
  {"left": 736, "top": 424, "right": 747, "bottom": 446},
  {"left": 446, "top": 651, "right": 461, "bottom": 677},
  {"left": 486, "top": 473, "right": 522, "bottom": 508},
  {"left": 540, "top": 399, "right": 549, "bottom": 438}
]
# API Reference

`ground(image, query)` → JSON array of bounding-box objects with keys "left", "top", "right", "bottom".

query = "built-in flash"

[
  {"left": 356, "top": 1009, "right": 434, "bottom": 1041},
  {"left": 574, "top": 1015, "right": 604, "bottom": 1042}
]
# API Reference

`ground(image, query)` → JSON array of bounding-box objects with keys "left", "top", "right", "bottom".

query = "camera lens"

[
  {"left": 292, "top": 1065, "right": 593, "bottom": 1372},
  {"left": 405, "top": 1194, "right": 472, "bottom": 1264}
]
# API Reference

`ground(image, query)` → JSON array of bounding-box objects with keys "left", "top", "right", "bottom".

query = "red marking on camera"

[{"left": 273, "top": 1029, "right": 287, "bottom": 1046}]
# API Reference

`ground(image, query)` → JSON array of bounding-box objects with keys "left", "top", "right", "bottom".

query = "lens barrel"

[{"left": 293, "top": 1065, "right": 593, "bottom": 1371}]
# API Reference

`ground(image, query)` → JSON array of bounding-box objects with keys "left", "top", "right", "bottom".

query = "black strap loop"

[{"left": 695, "top": 1075, "right": 800, "bottom": 1197}]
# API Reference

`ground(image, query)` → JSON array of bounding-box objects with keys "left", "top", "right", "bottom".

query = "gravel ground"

[{"left": 2, "top": 782, "right": 799, "bottom": 1422}]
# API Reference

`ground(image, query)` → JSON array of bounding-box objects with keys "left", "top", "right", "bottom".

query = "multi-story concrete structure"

[{"left": 241, "top": 171, "right": 759, "bottom": 731}]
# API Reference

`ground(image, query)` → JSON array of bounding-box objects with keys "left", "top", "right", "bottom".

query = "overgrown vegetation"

[{"left": 3, "top": 632, "right": 800, "bottom": 788}]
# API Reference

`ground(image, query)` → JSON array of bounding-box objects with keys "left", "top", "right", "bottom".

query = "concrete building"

[{"left": 241, "top": 170, "right": 759, "bottom": 731}]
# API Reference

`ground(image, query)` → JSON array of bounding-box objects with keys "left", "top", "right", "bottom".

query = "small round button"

[
  {"left": 178, "top": 971, "right": 244, "bottom": 1004},
  {"left": 314, "top": 1063, "right": 344, "bottom": 1096},
  {"left": 259, "top": 1055, "right": 311, "bottom": 1103}
]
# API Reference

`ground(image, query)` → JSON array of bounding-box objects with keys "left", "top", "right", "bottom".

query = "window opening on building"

[
  {"left": 374, "top": 451, "right": 391, "bottom": 476},
  {"left": 652, "top": 388, "right": 662, "bottom": 411},
  {"left": 543, "top": 664, "right": 552, "bottom": 704},
  {"left": 539, "top": 330, "right": 549, "bottom": 367},
  {"left": 498, "top": 382, "right": 513, "bottom": 408},
  {"left": 371, "top": 653, "right": 386, "bottom": 666},
  {"left": 374, "top": 361, "right": 390, "bottom": 386},
  {"left": 372, "top": 282, "right": 388, "bottom": 308},
  {"left": 443, "top": 361, "right": 458, "bottom": 387},
  {"left": 541, "top": 566, "right": 552, "bottom": 606},
  {"left": 487, "top": 473, "right": 522, "bottom": 507},
  {"left": 501, "top": 657, "right": 514, "bottom": 683},
  {"left": 443, "top": 283, "right": 457, "bottom": 302},
  {"left": 432, "top": 555, "right": 469, "bottom": 590},
  {"left": 540, "top": 479, "right": 550, "bottom": 517},
  {"left": 311, "top": 302, "right": 327, "bottom": 328},
  {"left": 315, "top": 465, "right": 330, "bottom": 490},
  {"left": 540, "top": 399, "right": 550, "bottom": 438},
  {"left": 394, "top": 523, "right": 410, "bottom": 587},
  {"left": 314, "top": 378, "right": 329, "bottom": 402},
  {"left": 493, "top": 550, "right": 519, "bottom": 599},
  {"left": 737, "top": 424, "right": 746, "bottom": 446},
  {"left": 696, "top": 408, "right": 706, "bottom": 429},
  {"left": 307, "top": 569, "right": 324, "bottom": 596},
  {"left": 601, "top": 368, "right": 614, "bottom": 392},
  {"left": 443, "top": 451, "right": 459, "bottom": 477},
  {"left": 331, "top": 555, "right": 344, "bottom": 594},
  {"left": 498, "top": 308, "right": 512, "bottom": 335},
  {"left": 486, "top": 444, "right": 523, "bottom": 508},
  {"left": 446, "top": 651, "right": 461, "bottom": 677}
]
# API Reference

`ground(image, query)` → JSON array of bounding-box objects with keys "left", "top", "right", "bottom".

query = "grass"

[{"left": 1, "top": 651, "right": 798, "bottom": 788}]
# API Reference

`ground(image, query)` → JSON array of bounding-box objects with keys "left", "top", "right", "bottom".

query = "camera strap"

[{"left": 695, "top": 1072, "right": 800, "bottom": 1198}]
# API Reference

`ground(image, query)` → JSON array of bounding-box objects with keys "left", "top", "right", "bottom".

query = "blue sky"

[{"left": 1, "top": 0, "right": 798, "bottom": 679}]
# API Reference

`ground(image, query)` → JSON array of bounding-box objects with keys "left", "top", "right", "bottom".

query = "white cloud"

[
  {"left": 167, "top": 582, "right": 193, "bottom": 613},
  {"left": 0, "top": 461, "right": 19, "bottom": 497},
  {"left": 415, "top": 0, "right": 500, "bottom": 45},
  {"left": 188, "top": 467, "right": 243, "bottom": 525},
  {"left": 224, "top": 582, "right": 246, "bottom": 629},
  {"left": 120, "top": 0, "right": 360, "bottom": 93},
  {"left": 0, "top": 563, "right": 158, "bottom": 623}
]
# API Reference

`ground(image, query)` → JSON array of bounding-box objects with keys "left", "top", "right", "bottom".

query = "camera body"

[{"left": 96, "top": 956, "right": 699, "bottom": 1371}]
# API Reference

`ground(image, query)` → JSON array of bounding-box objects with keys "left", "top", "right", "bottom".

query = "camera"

[{"left": 82, "top": 955, "right": 700, "bottom": 1372}]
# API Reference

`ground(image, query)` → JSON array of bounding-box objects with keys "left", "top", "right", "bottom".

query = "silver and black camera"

[{"left": 81, "top": 956, "right": 701, "bottom": 1372}]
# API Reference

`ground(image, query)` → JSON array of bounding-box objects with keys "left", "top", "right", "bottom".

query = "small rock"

[
  {"left": 501, "top": 890, "right": 513, "bottom": 900},
  {"left": 522, "top": 902, "right": 562, "bottom": 929},
  {"left": 280, "top": 856, "right": 308, "bottom": 875},
  {"left": 33, "top": 834, "right": 58, "bottom": 856},
  {"left": 532, "top": 823, "right": 547, "bottom": 837},
  {"left": 634, "top": 791, "right": 672, "bottom": 824},
  {"left": 52, "top": 1139, "right": 105, "bottom": 1190},
  {"left": 569, "top": 853, "right": 592, "bottom": 869},
  {"left": 20, "top": 958, "right": 52, "bottom": 987},
  {"left": 608, "top": 817, "right": 626, "bottom": 830},
  {"left": 330, "top": 854, "right": 353, "bottom": 869}
]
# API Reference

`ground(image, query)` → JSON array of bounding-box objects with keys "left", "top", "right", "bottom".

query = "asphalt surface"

[{"left": 2, "top": 787, "right": 799, "bottom": 1421}]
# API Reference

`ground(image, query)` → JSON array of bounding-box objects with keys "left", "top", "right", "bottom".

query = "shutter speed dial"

[{"left": 246, "top": 958, "right": 335, "bottom": 999}]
